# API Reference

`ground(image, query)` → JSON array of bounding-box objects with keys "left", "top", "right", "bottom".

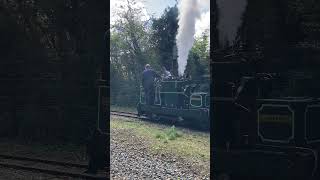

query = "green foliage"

[
  {"left": 110, "top": 2, "right": 181, "bottom": 106},
  {"left": 166, "top": 125, "right": 182, "bottom": 140},
  {"left": 0, "top": 0, "right": 106, "bottom": 142},
  {"left": 151, "top": 6, "right": 179, "bottom": 76},
  {"left": 155, "top": 125, "right": 182, "bottom": 143},
  {"left": 110, "top": 0, "right": 152, "bottom": 106},
  {"left": 110, "top": 2, "right": 210, "bottom": 107},
  {"left": 184, "top": 32, "right": 210, "bottom": 79}
]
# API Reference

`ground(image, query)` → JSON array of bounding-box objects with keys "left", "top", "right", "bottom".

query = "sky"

[
  {"left": 144, "top": 0, "right": 177, "bottom": 18},
  {"left": 110, "top": 0, "right": 210, "bottom": 38}
]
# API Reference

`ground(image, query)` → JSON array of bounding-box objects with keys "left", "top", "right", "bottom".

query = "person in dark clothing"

[{"left": 142, "top": 64, "right": 160, "bottom": 105}]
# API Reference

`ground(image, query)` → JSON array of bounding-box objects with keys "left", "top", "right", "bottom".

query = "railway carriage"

[{"left": 137, "top": 78, "right": 210, "bottom": 129}]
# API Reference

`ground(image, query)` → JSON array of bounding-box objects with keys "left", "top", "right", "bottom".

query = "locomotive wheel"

[
  {"left": 146, "top": 112, "right": 160, "bottom": 121},
  {"left": 146, "top": 112, "right": 152, "bottom": 119},
  {"left": 177, "top": 116, "right": 184, "bottom": 122},
  {"left": 151, "top": 113, "right": 160, "bottom": 121}
]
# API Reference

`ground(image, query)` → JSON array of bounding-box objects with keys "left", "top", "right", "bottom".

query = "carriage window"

[{"left": 190, "top": 95, "right": 202, "bottom": 107}]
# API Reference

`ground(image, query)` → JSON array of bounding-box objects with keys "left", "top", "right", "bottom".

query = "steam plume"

[
  {"left": 216, "top": 0, "right": 247, "bottom": 47},
  {"left": 176, "top": 0, "right": 201, "bottom": 76}
]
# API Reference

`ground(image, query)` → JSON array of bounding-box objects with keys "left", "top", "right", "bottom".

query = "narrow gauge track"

[
  {"left": 111, "top": 111, "right": 146, "bottom": 119},
  {"left": 110, "top": 111, "right": 137, "bottom": 115},
  {"left": 0, "top": 153, "right": 106, "bottom": 179},
  {"left": 111, "top": 110, "right": 209, "bottom": 132}
]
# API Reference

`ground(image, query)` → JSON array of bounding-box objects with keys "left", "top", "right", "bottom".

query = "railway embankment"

[{"left": 110, "top": 116, "right": 210, "bottom": 179}]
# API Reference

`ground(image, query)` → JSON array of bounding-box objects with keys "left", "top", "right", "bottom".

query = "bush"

[{"left": 155, "top": 126, "right": 182, "bottom": 143}]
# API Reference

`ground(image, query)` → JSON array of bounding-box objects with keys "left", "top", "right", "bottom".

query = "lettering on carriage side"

[
  {"left": 190, "top": 94, "right": 203, "bottom": 108},
  {"left": 257, "top": 104, "right": 294, "bottom": 143},
  {"left": 305, "top": 104, "right": 320, "bottom": 144},
  {"left": 259, "top": 115, "right": 291, "bottom": 124},
  {"left": 191, "top": 96, "right": 202, "bottom": 100}
]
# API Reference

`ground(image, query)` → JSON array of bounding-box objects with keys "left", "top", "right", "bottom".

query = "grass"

[
  {"left": 110, "top": 105, "right": 137, "bottom": 113},
  {"left": 155, "top": 125, "right": 182, "bottom": 142},
  {"left": 111, "top": 116, "right": 210, "bottom": 163}
]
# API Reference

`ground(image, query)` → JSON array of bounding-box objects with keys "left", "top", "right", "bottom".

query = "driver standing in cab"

[{"left": 142, "top": 64, "right": 160, "bottom": 105}]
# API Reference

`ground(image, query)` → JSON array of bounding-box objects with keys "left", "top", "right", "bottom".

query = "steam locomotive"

[
  {"left": 212, "top": 47, "right": 320, "bottom": 180},
  {"left": 136, "top": 76, "right": 210, "bottom": 129},
  {"left": 212, "top": 0, "right": 320, "bottom": 178}
]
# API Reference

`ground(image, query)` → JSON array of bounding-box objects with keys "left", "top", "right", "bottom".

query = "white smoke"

[
  {"left": 195, "top": 11, "right": 210, "bottom": 38},
  {"left": 176, "top": 0, "right": 201, "bottom": 76},
  {"left": 216, "top": 0, "right": 247, "bottom": 47}
]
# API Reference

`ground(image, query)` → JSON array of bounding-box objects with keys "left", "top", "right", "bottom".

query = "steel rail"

[
  {"left": 110, "top": 111, "right": 149, "bottom": 121},
  {"left": 0, "top": 154, "right": 87, "bottom": 168},
  {"left": 110, "top": 110, "right": 210, "bottom": 132},
  {"left": 0, "top": 154, "right": 107, "bottom": 179}
]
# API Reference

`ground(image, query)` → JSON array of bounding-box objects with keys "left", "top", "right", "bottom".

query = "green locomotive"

[
  {"left": 212, "top": 48, "right": 320, "bottom": 180},
  {"left": 213, "top": 0, "right": 320, "bottom": 178},
  {"left": 137, "top": 77, "right": 210, "bottom": 129}
]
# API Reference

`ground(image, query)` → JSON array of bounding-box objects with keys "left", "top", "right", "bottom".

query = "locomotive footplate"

[{"left": 213, "top": 145, "right": 316, "bottom": 179}]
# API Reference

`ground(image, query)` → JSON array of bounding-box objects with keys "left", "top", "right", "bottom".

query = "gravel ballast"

[{"left": 110, "top": 117, "right": 210, "bottom": 179}]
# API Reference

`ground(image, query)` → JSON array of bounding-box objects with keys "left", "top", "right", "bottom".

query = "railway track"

[
  {"left": 0, "top": 153, "right": 106, "bottom": 179},
  {"left": 111, "top": 110, "right": 210, "bottom": 132},
  {"left": 110, "top": 111, "right": 151, "bottom": 120}
]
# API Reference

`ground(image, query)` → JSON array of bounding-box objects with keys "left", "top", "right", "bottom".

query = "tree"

[
  {"left": 151, "top": 5, "right": 179, "bottom": 76},
  {"left": 184, "top": 31, "right": 210, "bottom": 79},
  {"left": 111, "top": 0, "right": 152, "bottom": 91},
  {"left": 212, "top": 0, "right": 219, "bottom": 49},
  {"left": 0, "top": 0, "right": 107, "bottom": 141},
  {"left": 110, "top": 0, "right": 156, "bottom": 105}
]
